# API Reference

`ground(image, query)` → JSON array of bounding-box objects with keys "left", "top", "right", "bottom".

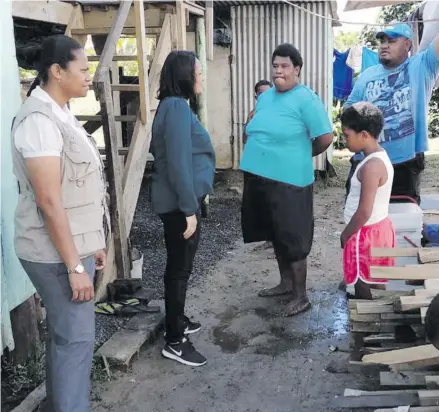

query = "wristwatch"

[{"left": 67, "top": 263, "right": 85, "bottom": 275}]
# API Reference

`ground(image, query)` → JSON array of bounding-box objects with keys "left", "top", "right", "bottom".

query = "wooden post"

[
  {"left": 98, "top": 71, "right": 131, "bottom": 279},
  {"left": 65, "top": 4, "right": 87, "bottom": 46},
  {"left": 134, "top": 0, "right": 151, "bottom": 125},
  {"left": 10, "top": 296, "right": 40, "bottom": 363},
  {"left": 176, "top": 1, "right": 187, "bottom": 49},
  {"left": 195, "top": 17, "right": 208, "bottom": 129},
  {"left": 205, "top": 1, "right": 214, "bottom": 61}
]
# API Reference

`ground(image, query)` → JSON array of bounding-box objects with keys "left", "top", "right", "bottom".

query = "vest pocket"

[{"left": 62, "top": 149, "right": 102, "bottom": 210}]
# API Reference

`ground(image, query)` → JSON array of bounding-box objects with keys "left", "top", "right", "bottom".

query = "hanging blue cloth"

[
  {"left": 333, "top": 49, "right": 354, "bottom": 100},
  {"left": 361, "top": 47, "right": 379, "bottom": 72}
]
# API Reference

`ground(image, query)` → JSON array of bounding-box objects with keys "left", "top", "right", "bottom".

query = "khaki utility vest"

[{"left": 11, "top": 96, "right": 110, "bottom": 263}]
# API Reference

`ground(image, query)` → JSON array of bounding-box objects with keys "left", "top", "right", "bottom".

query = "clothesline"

[{"left": 281, "top": 0, "right": 439, "bottom": 26}]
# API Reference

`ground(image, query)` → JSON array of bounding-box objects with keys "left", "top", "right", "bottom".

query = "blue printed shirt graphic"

[{"left": 345, "top": 42, "right": 439, "bottom": 164}]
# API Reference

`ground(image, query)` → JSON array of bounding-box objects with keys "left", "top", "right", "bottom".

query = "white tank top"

[{"left": 344, "top": 151, "right": 394, "bottom": 226}]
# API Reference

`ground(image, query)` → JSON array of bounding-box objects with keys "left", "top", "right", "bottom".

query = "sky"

[{"left": 335, "top": 0, "right": 382, "bottom": 33}]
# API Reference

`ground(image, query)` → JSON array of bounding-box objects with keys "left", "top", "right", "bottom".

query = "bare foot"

[
  {"left": 281, "top": 297, "right": 311, "bottom": 317},
  {"left": 258, "top": 283, "right": 292, "bottom": 297}
]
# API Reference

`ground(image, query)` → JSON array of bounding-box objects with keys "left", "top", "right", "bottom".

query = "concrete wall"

[
  {"left": 187, "top": 33, "right": 233, "bottom": 169},
  {"left": 1, "top": 0, "right": 36, "bottom": 351}
]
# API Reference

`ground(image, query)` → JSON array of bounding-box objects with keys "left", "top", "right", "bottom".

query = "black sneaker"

[
  {"left": 162, "top": 338, "right": 207, "bottom": 367},
  {"left": 183, "top": 316, "right": 201, "bottom": 335}
]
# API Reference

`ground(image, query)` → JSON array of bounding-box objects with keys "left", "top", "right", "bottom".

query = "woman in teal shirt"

[{"left": 240, "top": 43, "right": 333, "bottom": 317}]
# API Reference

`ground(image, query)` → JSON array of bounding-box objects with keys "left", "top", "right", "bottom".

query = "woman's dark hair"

[
  {"left": 254, "top": 80, "right": 272, "bottom": 94},
  {"left": 157, "top": 50, "right": 198, "bottom": 112},
  {"left": 341, "top": 102, "right": 384, "bottom": 139},
  {"left": 27, "top": 35, "right": 83, "bottom": 97},
  {"left": 272, "top": 43, "right": 303, "bottom": 70}
]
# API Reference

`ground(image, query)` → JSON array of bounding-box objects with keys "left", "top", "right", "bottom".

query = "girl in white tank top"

[{"left": 340, "top": 102, "right": 396, "bottom": 300}]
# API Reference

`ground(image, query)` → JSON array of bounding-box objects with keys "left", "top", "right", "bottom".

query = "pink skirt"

[{"left": 343, "top": 217, "right": 396, "bottom": 286}]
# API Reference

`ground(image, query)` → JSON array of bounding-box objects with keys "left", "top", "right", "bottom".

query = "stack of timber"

[{"left": 338, "top": 247, "right": 439, "bottom": 410}]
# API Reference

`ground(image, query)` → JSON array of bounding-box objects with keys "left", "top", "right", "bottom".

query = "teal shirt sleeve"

[{"left": 301, "top": 93, "right": 332, "bottom": 139}]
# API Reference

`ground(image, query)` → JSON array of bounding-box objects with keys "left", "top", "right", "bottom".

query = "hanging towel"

[
  {"left": 361, "top": 47, "right": 379, "bottom": 72},
  {"left": 334, "top": 49, "right": 354, "bottom": 100},
  {"left": 346, "top": 45, "right": 363, "bottom": 71}
]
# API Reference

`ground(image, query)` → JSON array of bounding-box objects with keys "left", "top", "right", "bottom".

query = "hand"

[
  {"left": 69, "top": 271, "right": 94, "bottom": 302},
  {"left": 95, "top": 249, "right": 106, "bottom": 270},
  {"left": 183, "top": 215, "right": 197, "bottom": 239}
]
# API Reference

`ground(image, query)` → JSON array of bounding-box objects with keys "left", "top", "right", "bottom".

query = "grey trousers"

[{"left": 20, "top": 256, "right": 95, "bottom": 412}]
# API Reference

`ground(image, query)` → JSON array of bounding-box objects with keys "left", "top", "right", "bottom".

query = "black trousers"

[
  {"left": 345, "top": 153, "right": 425, "bottom": 205},
  {"left": 160, "top": 210, "right": 201, "bottom": 343}
]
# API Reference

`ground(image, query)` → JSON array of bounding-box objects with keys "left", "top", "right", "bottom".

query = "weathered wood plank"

[
  {"left": 419, "top": 249, "right": 439, "bottom": 264},
  {"left": 93, "top": 0, "right": 133, "bottom": 82},
  {"left": 418, "top": 390, "right": 439, "bottom": 406},
  {"left": 380, "top": 371, "right": 439, "bottom": 388},
  {"left": 425, "top": 279, "right": 439, "bottom": 289},
  {"left": 111, "top": 84, "right": 140, "bottom": 92},
  {"left": 76, "top": 115, "right": 137, "bottom": 122},
  {"left": 425, "top": 376, "right": 439, "bottom": 389},
  {"left": 176, "top": 1, "right": 187, "bottom": 49},
  {"left": 196, "top": 16, "right": 208, "bottom": 129},
  {"left": 374, "top": 407, "right": 439, "bottom": 412},
  {"left": 205, "top": 1, "right": 214, "bottom": 61},
  {"left": 396, "top": 296, "right": 433, "bottom": 312},
  {"left": 356, "top": 301, "right": 395, "bottom": 314},
  {"left": 134, "top": 0, "right": 150, "bottom": 124},
  {"left": 97, "top": 71, "right": 130, "bottom": 279},
  {"left": 372, "top": 248, "right": 418, "bottom": 258},
  {"left": 362, "top": 344, "right": 439, "bottom": 367},
  {"left": 12, "top": 1, "right": 73, "bottom": 25},
  {"left": 336, "top": 392, "right": 419, "bottom": 408},
  {"left": 371, "top": 265, "right": 439, "bottom": 280}
]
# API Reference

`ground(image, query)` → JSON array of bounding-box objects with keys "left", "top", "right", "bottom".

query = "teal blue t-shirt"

[{"left": 240, "top": 84, "right": 332, "bottom": 187}]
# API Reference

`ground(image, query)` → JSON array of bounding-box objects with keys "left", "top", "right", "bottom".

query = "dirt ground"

[{"left": 89, "top": 154, "right": 439, "bottom": 412}]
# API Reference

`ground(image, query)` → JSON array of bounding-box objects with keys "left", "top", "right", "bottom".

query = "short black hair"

[
  {"left": 27, "top": 35, "right": 83, "bottom": 96},
  {"left": 426, "top": 294, "right": 439, "bottom": 350},
  {"left": 341, "top": 102, "right": 384, "bottom": 138},
  {"left": 254, "top": 80, "right": 272, "bottom": 94},
  {"left": 272, "top": 43, "right": 303, "bottom": 69},
  {"left": 158, "top": 50, "right": 198, "bottom": 112}
]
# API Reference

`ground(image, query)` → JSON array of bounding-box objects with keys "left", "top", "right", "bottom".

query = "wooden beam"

[
  {"left": 88, "top": 55, "right": 152, "bottom": 62},
  {"left": 82, "top": 6, "right": 169, "bottom": 31},
  {"left": 91, "top": 0, "right": 132, "bottom": 84},
  {"left": 184, "top": 1, "right": 205, "bottom": 16},
  {"left": 170, "top": 14, "right": 179, "bottom": 50},
  {"left": 176, "top": 1, "right": 187, "bottom": 49},
  {"left": 396, "top": 295, "right": 433, "bottom": 312},
  {"left": 380, "top": 371, "right": 439, "bottom": 388},
  {"left": 371, "top": 265, "right": 439, "bottom": 280},
  {"left": 12, "top": 0, "right": 73, "bottom": 25},
  {"left": 195, "top": 16, "right": 208, "bottom": 129},
  {"left": 134, "top": 0, "right": 151, "bottom": 124},
  {"left": 65, "top": 4, "right": 86, "bottom": 46},
  {"left": 371, "top": 248, "right": 418, "bottom": 258},
  {"left": 97, "top": 70, "right": 130, "bottom": 279},
  {"left": 72, "top": 27, "right": 161, "bottom": 36},
  {"left": 205, "top": 1, "right": 214, "bottom": 61},
  {"left": 362, "top": 344, "right": 439, "bottom": 367},
  {"left": 148, "top": 14, "right": 172, "bottom": 112},
  {"left": 425, "top": 279, "right": 439, "bottom": 289},
  {"left": 111, "top": 84, "right": 140, "bottom": 92},
  {"left": 419, "top": 249, "right": 439, "bottom": 264}
]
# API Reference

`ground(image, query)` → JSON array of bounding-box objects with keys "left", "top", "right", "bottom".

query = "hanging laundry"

[
  {"left": 346, "top": 45, "right": 363, "bottom": 72},
  {"left": 361, "top": 47, "right": 379, "bottom": 72},
  {"left": 334, "top": 49, "right": 354, "bottom": 100}
]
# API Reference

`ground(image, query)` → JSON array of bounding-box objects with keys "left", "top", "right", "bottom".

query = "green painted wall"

[{"left": 1, "top": 0, "right": 36, "bottom": 351}]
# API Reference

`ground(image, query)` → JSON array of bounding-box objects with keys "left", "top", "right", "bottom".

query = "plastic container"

[{"left": 130, "top": 248, "right": 144, "bottom": 279}]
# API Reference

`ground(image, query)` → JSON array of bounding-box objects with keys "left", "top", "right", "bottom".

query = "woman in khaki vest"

[{"left": 11, "top": 35, "right": 108, "bottom": 412}]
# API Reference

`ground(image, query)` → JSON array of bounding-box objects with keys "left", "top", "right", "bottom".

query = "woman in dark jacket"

[{"left": 150, "top": 50, "right": 215, "bottom": 367}]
